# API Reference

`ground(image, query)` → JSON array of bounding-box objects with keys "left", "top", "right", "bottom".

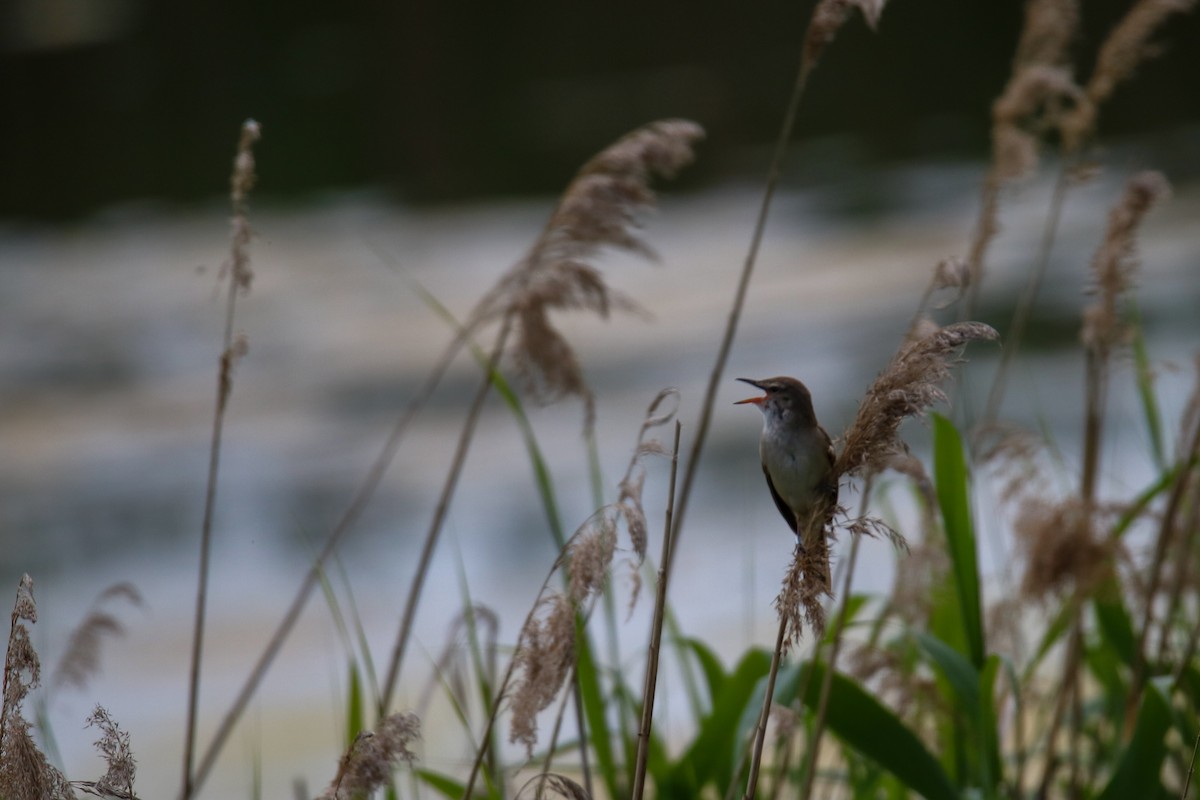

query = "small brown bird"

[{"left": 735, "top": 376, "right": 838, "bottom": 544}]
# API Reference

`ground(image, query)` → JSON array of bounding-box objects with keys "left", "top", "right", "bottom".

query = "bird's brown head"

[{"left": 735, "top": 376, "right": 818, "bottom": 427}]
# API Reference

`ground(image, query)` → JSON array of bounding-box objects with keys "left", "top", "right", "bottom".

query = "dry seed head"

[
  {"left": 517, "top": 773, "right": 592, "bottom": 800},
  {"left": 932, "top": 256, "right": 970, "bottom": 293},
  {"left": 1082, "top": 170, "right": 1169, "bottom": 355},
  {"left": 54, "top": 583, "right": 143, "bottom": 692},
  {"left": 1061, "top": 0, "right": 1196, "bottom": 150},
  {"left": 804, "top": 0, "right": 888, "bottom": 72},
  {"left": 222, "top": 119, "right": 260, "bottom": 295},
  {"left": 4, "top": 624, "right": 39, "bottom": 708},
  {"left": 1085, "top": 0, "right": 1195, "bottom": 106},
  {"left": 1014, "top": 0, "right": 1080, "bottom": 69},
  {"left": 567, "top": 517, "right": 617, "bottom": 604},
  {"left": 1016, "top": 496, "right": 1112, "bottom": 597},
  {"left": 508, "top": 593, "right": 576, "bottom": 754},
  {"left": 469, "top": 121, "right": 702, "bottom": 413},
  {"left": 319, "top": 713, "right": 420, "bottom": 800},
  {"left": 835, "top": 321, "right": 999, "bottom": 480},
  {"left": 0, "top": 714, "right": 75, "bottom": 800},
  {"left": 13, "top": 574, "right": 35, "bottom": 623},
  {"left": 890, "top": 537, "right": 951, "bottom": 627},
  {"left": 845, "top": 514, "right": 908, "bottom": 553},
  {"left": 991, "top": 65, "right": 1083, "bottom": 181},
  {"left": 976, "top": 422, "right": 1052, "bottom": 506},
  {"left": 775, "top": 535, "right": 834, "bottom": 651},
  {"left": 84, "top": 705, "right": 136, "bottom": 797}
]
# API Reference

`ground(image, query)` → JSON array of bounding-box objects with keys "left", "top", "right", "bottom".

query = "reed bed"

[{"left": 3, "top": 1, "right": 1198, "bottom": 798}]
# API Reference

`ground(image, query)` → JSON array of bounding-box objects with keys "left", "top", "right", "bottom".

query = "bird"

[{"left": 735, "top": 376, "right": 838, "bottom": 546}]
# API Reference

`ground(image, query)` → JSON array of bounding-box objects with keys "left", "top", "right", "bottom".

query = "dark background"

[{"left": 3, "top": 0, "right": 1199, "bottom": 219}]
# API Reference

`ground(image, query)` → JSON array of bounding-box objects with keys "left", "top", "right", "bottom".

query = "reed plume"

[
  {"left": 468, "top": 120, "right": 704, "bottom": 424},
  {"left": 1, "top": 576, "right": 74, "bottom": 800},
  {"left": 507, "top": 390, "right": 678, "bottom": 753},
  {"left": 773, "top": 321, "right": 998, "bottom": 648},
  {"left": 1061, "top": 0, "right": 1197, "bottom": 152},
  {"left": 317, "top": 713, "right": 420, "bottom": 800}
]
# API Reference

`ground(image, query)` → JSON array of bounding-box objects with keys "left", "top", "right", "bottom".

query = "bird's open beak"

[{"left": 734, "top": 377, "right": 765, "bottom": 405}]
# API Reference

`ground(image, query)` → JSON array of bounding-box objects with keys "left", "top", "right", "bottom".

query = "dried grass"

[
  {"left": 1, "top": 576, "right": 74, "bottom": 800},
  {"left": 990, "top": 0, "right": 1081, "bottom": 181},
  {"left": 1081, "top": 170, "right": 1170, "bottom": 357},
  {"left": 468, "top": 120, "right": 703, "bottom": 424},
  {"left": 317, "top": 712, "right": 420, "bottom": 800},
  {"left": 53, "top": 584, "right": 143, "bottom": 692},
  {"left": 1061, "top": 0, "right": 1197, "bottom": 151},
  {"left": 804, "top": 0, "right": 889, "bottom": 73},
  {"left": 73, "top": 706, "right": 138, "bottom": 800},
  {"left": 1015, "top": 497, "right": 1114, "bottom": 598},
  {"left": 508, "top": 594, "right": 578, "bottom": 754},
  {"left": 517, "top": 773, "right": 593, "bottom": 800},
  {"left": 507, "top": 389, "right": 679, "bottom": 753},
  {"left": 836, "top": 321, "right": 1000, "bottom": 480}
]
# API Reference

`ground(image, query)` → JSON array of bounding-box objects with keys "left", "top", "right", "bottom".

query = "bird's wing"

[
  {"left": 819, "top": 426, "right": 838, "bottom": 523},
  {"left": 762, "top": 461, "right": 799, "bottom": 535}
]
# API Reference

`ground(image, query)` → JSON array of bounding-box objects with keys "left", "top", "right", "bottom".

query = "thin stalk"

[
  {"left": 632, "top": 421, "right": 682, "bottom": 800},
  {"left": 1067, "top": 627, "right": 1084, "bottom": 799},
  {"left": 983, "top": 166, "right": 1071, "bottom": 424},
  {"left": 1158, "top": 473, "right": 1200, "bottom": 664},
  {"left": 187, "top": 330, "right": 467, "bottom": 797},
  {"left": 1035, "top": 608, "right": 1084, "bottom": 799},
  {"left": 742, "top": 616, "right": 789, "bottom": 800},
  {"left": 537, "top": 667, "right": 577, "bottom": 800},
  {"left": 1130, "top": 419, "right": 1200, "bottom": 712},
  {"left": 183, "top": 120, "right": 259, "bottom": 800},
  {"left": 1081, "top": 348, "right": 1108, "bottom": 506},
  {"left": 668, "top": 53, "right": 816, "bottom": 572},
  {"left": 1182, "top": 731, "right": 1200, "bottom": 800},
  {"left": 587, "top": 422, "right": 627, "bottom": 796},
  {"left": 378, "top": 316, "right": 513, "bottom": 716},
  {"left": 570, "top": 677, "right": 592, "bottom": 800},
  {"left": 799, "top": 531, "right": 864, "bottom": 800},
  {"left": 766, "top": 722, "right": 797, "bottom": 800},
  {"left": 182, "top": 274, "right": 237, "bottom": 800},
  {"left": 462, "top": 556, "right": 567, "bottom": 800},
  {"left": 961, "top": 178, "right": 999, "bottom": 323}
]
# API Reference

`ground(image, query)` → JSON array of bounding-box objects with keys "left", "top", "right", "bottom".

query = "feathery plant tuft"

[
  {"left": 317, "top": 712, "right": 420, "bottom": 800},
  {"left": 467, "top": 119, "right": 703, "bottom": 423},
  {"left": 507, "top": 389, "right": 679, "bottom": 755},
  {"left": 1, "top": 575, "right": 74, "bottom": 800}
]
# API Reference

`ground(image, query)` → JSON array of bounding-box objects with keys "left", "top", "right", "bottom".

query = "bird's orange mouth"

[{"left": 734, "top": 395, "right": 765, "bottom": 406}]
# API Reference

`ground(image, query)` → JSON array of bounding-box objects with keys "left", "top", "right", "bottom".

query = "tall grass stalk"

[
  {"left": 741, "top": 615, "right": 789, "bottom": 800},
  {"left": 669, "top": 0, "right": 884, "bottom": 570},
  {"left": 379, "top": 318, "right": 513, "bottom": 716},
  {"left": 798, "top": 480, "right": 873, "bottom": 800},
  {"left": 632, "top": 421, "right": 682, "bottom": 800},
  {"left": 182, "top": 118, "right": 260, "bottom": 800}
]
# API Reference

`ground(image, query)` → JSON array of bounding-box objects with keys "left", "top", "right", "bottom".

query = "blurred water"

[{"left": 2, "top": 161, "right": 1198, "bottom": 797}]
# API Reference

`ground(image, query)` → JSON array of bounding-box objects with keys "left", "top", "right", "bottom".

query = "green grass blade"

[
  {"left": 665, "top": 648, "right": 770, "bottom": 795},
  {"left": 1093, "top": 581, "right": 1137, "bottom": 668},
  {"left": 932, "top": 413, "right": 985, "bottom": 668},
  {"left": 405, "top": 272, "right": 568, "bottom": 550},
  {"left": 1130, "top": 301, "right": 1166, "bottom": 470},
  {"left": 680, "top": 636, "right": 727, "bottom": 704},
  {"left": 575, "top": 619, "right": 620, "bottom": 800},
  {"left": 791, "top": 660, "right": 959, "bottom": 800},
  {"left": 416, "top": 768, "right": 467, "bottom": 799},
  {"left": 346, "top": 659, "right": 364, "bottom": 748},
  {"left": 1096, "top": 679, "right": 1172, "bottom": 800}
]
